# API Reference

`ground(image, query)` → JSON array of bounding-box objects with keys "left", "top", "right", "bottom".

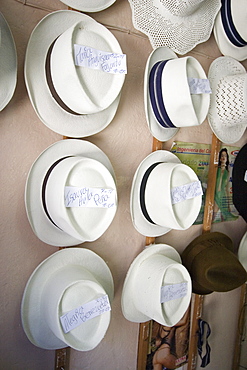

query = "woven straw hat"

[
  {"left": 130, "top": 150, "right": 202, "bottom": 237},
  {"left": 214, "top": 0, "right": 247, "bottom": 62},
  {"left": 144, "top": 46, "right": 210, "bottom": 141},
  {"left": 181, "top": 232, "right": 247, "bottom": 295},
  {"left": 121, "top": 244, "right": 192, "bottom": 326},
  {"left": 238, "top": 231, "right": 247, "bottom": 272},
  {"left": 0, "top": 12, "right": 17, "bottom": 111},
  {"left": 25, "top": 139, "right": 117, "bottom": 247},
  {"left": 59, "top": 0, "right": 116, "bottom": 12},
  {"left": 208, "top": 56, "right": 247, "bottom": 144},
  {"left": 128, "top": 0, "right": 221, "bottom": 55},
  {"left": 21, "top": 248, "right": 114, "bottom": 351},
  {"left": 25, "top": 10, "right": 125, "bottom": 137}
]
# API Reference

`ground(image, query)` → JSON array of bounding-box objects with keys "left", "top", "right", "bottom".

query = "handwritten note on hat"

[
  {"left": 60, "top": 295, "right": 111, "bottom": 333},
  {"left": 74, "top": 44, "right": 127, "bottom": 74},
  {"left": 64, "top": 186, "right": 116, "bottom": 208}
]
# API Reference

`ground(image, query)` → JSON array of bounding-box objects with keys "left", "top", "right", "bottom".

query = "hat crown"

[
  {"left": 216, "top": 73, "right": 247, "bottom": 127},
  {"left": 50, "top": 19, "right": 124, "bottom": 114},
  {"left": 144, "top": 161, "right": 202, "bottom": 230},
  {"left": 225, "top": 0, "right": 247, "bottom": 44},
  {"left": 44, "top": 155, "right": 117, "bottom": 242},
  {"left": 159, "top": 0, "right": 204, "bottom": 16}
]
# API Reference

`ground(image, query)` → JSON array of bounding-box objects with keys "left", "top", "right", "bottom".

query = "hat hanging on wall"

[
  {"left": 232, "top": 143, "right": 247, "bottom": 222},
  {"left": 207, "top": 56, "right": 247, "bottom": 144},
  {"left": 25, "top": 139, "right": 117, "bottom": 247},
  {"left": 214, "top": 0, "right": 247, "bottom": 62},
  {"left": 58, "top": 0, "right": 116, "bottom": 12},
  {"left": 121, "top": 243, "right": 192, "bottom": 326},
  {"left": 238, "top": 231, "right": 247, "bottom": 272},
  {"left": 128, "top": 0, "right": 221, "bottom": 55},
  {"left": 24, "top": 10, "right": 125, "bottom": 137},
  {"left": 130, "top": 150, "right": 202, "bottom": 237},
  {"left": 21, "top": 248, "right": 114, "bottom": 351},
  {"left": 144, "top": 46, "right": 210, "bottom": 141},
  {"left": 181, "top": 232, "right": 247, "bottom": 295},
  {"left": 0, "top": 12, "right": 17, "bottom": 111}
]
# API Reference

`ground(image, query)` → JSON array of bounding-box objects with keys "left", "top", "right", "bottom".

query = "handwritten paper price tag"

[
  {"left": 60, "top": 295, "right": 111, "bottom": 333},
  {"left": 160, "top": 282, "right": 188, "bottom": 303},
  {"left": 74, "top": 44, "right": 127, "bottom": 74},
  {"left": 64, "top": 186, "right": 116, "bottom": 208},
  {"left": 188, "top": 77, "right": 212, "bottom": 94},
  {"left": 171, "top": 180, "right": 203, "bottom": 204}
]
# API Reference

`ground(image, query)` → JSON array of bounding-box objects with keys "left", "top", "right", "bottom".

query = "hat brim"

[
  {"left": 213, "top": 11, "right": 247, "bottom": 62},
  {"left": 207, "top": 56, "right": 246, "bottom": 144},
  {"left": 130, "top": 150, "right": 180, "bottom": 237},
  {"left": 0, "top": 12, "right": 17, "bottom": 111},
  {"left": 24, "top": 10, "right": 122, "bottom": 137},
  {"left": 144, "top": 46, "right": 179, "bottom": 142},
  {"left": 121, "top": 244, "right": 191, "bottom": 324},
  {"left": 129, "top": 0, "right": 221, "bottom": 54},
  {"left": 238, "top": 231, "right": 247, "bottom": 272},
  {"left": 59, "top": 0, "right": 116, "bottom": 12},
  {"left": 25, "top": 139, "right": 116, "bottom": 247},
  {"left": 21, "top": 248, "right": 114, "bottom": 350},
  {"left": 181, "top": 232, "right": 234, "bottom": 295}
]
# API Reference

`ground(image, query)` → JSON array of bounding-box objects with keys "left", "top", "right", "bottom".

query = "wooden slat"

[{"left": 187, "top": 133, "right": 221, "bottom": 370}]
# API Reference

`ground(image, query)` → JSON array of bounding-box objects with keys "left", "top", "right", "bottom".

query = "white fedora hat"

[
  {"left": 25, "top": 139, "right": 117, "bottom": 247},
  {"left": 21, "top": 248, "right": 114, "bottom": 351},
  {"left": 130, "top": 150, "right": 202, "bottom": 237},
  {"left": 59, "top": 0, "right": 116, "bottom": 12},
  {"left": 0, "top": 12, "right": 17, "bottom": 111},
  {"left": 208, "top": 56, "right": 247, "bottom": 144},
  {"left": 121, "top": 244, "right": 192, "bottom": 326},
  {"left": 238, "top": 231, "right": 247, "bottom": 272},
  {"left": 24, "top": 10, "right": 125, "bottom": 137},
  {"left": 144, "top": 47, "right": 210, "bottom": 142},
  {"left": 214, "top": 0, "right": 247, "bottom": 62},
  {"left": 128, "top": 0, "right": 221, "bottom": 55}
]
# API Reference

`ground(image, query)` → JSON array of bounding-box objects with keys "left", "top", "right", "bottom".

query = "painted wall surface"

[{"left": 0, "top": 0, "right": 246, "bottom": 369}]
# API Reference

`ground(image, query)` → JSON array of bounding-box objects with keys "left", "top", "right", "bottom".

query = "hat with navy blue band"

[
  {"left": 214, "top": 0, "right": 247, "bottom": 61},
  {"left": 144, "top": 46, "right": 210, "bottom": 142}
]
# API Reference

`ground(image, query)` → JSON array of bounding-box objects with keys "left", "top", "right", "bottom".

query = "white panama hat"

[
  {"left": 58, "top": 0, "right": 116, "bottom": 12},
  {"left": 24, "top": 10, "right": 125, "bottom": 137},
  {"left": 121, "top": 244, "right": 192, "bottom": 326},
  {"left": 130, "top": 150, "right": 202, "bottom": 237},
  {"left": 238, "top": 231, "right": 247, "bottom": 273},
  {"left": 128, "top": 0, "right": 221, "bottom": 55},
  {"left": 0, "top": 12, "right": 17, "bottom": 111},
  {"left": 144, "top": 46, "right": 210, "bottom": 141},
  {"left": 25, "top": 139, "right": 117, "bottom": 247},
  {"left": 21, "top": 248, "right": 114, "bottom": 351},
  {"left": 214, "top": 0, "right": 247, "bottom": 62},
  {"left": 208, "top": 56, "right": 247, "bottom": 144}
]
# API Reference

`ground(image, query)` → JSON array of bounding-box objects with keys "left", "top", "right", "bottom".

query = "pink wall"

[{"left": 1, "top": 0, "right": 246, "bottom": 369}]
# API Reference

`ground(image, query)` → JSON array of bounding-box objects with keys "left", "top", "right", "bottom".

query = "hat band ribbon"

[
  {"left": 149, "top": 60, "right": 176, "bottom": 129},
  {"left": 42, "top": 156, "right": 72, "bottom": 229},
  {"left": 139, "top": 162, "right": 162, "bottom": 224},
  {"left": 197, "top": 319, "right": 211, "bottom": 368},
  {"left": 221, "top": 0, "right": 247, "bottom": 47}
]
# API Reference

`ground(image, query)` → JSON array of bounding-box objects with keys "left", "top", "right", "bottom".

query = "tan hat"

[{"left": 181, "top": 232, "right": 247, "bottom": 295}]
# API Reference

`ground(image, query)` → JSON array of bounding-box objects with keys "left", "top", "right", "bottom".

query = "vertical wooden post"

[{"left": 187, "top": 133, "right": 221, "bottom": 370}]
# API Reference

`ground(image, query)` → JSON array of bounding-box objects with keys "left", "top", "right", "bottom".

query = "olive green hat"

[{"left": 181, "top": 232, "right": 247, "bottom": 295}]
